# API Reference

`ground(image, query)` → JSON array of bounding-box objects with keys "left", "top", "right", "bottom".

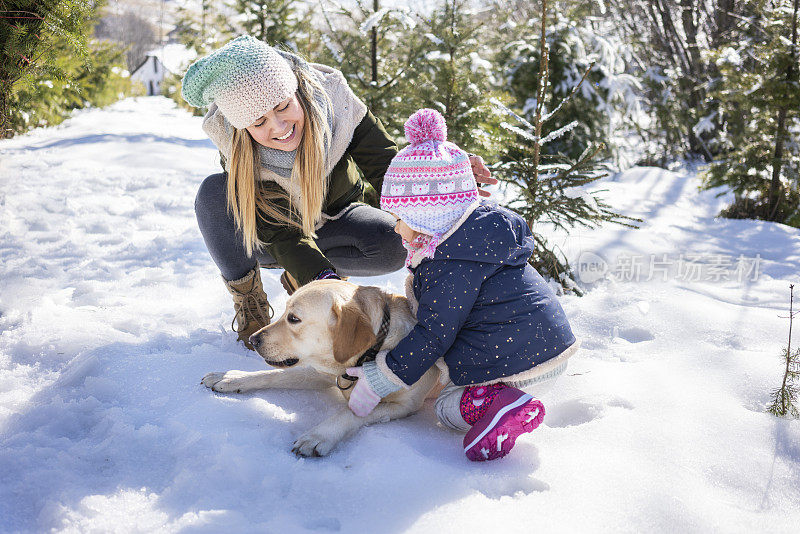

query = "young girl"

[{"left": 346, "top": 109, "right": 580, "bottom": 461}]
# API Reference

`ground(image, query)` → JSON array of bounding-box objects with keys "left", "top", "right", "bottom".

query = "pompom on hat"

[
  {"left": 181, "top": 35, "right": 298, "bottom": 129},
  {"left": 380, "top": 109, "right": 479, "bottom": 265},
  {"left": 404, "top": 108, "right": 447, "bottom": 145}
]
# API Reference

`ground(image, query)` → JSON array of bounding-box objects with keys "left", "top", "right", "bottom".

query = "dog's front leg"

[
  {"left": 291, "top": 367, "right": 439, "bottom": 457},
  {"left": 291, "top": 400, "right": 418, "bottom": 458},
  {"left": 202, "top": 367, "right": 331, "bottom": 393}
]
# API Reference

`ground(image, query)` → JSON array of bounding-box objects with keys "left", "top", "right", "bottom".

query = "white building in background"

[
  {"left": 130, "top": 54, "right": 167, "bottom": 95},
  {"left": 130, "top": 43, "right": 197, "bottom": 96}
]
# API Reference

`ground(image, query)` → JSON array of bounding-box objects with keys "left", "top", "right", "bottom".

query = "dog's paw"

[
  {"left": 292, "top": 430, "right": 338, "bottom": 458},
  {"left": 201, "top": 371, "right": 252, "bottom": 393}
]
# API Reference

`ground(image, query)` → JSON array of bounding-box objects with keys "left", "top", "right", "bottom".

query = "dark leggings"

[{"left": 194, "top": 173, "right": 406, "bottom": 281}]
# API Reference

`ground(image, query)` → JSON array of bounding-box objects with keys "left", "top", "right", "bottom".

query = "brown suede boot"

[
  {"left": 280, "top": 270, "right": 299, "bottom": 295},
  {"left": 224, "top": 268, "right": 274, "bottom": 350}
]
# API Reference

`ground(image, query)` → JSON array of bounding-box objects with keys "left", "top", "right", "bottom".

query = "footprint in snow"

[
  {"left": 545, "top": 396, "right": 634, "bottom": 428},
  {"left": 612, "top": 325, "right": 655, "bottom": 343}
]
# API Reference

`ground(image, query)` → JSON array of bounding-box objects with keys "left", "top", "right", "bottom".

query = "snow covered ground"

[{"left": 1, "top": 97, "right": 799, "bottom": 533}]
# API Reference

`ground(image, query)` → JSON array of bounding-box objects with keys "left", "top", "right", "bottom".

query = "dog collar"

[{"left": 336, "top": 303, "right": 391, "bottom": 391}]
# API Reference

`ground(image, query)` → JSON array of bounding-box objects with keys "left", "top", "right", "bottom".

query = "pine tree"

[
  {"left": 1, "top": 0, "right": 131, "bottom": 137},
  {"left": 317, "top": 0, "right": 424, "bottom": 139},
  {"left": 492, "top": 0, "right": 640, "bottom": 291},
  {"left": 702, "top": 0, "right": 800, "bottom": 227},
  {"left": 173, "top": 0, "right": 234, "bottom": 55},
  {"left": 233, "top": 0, "right": 299, "bottom": 48},
  {"left": 9, "top": 27, "right": 132, "bottom": 133},
  {"left": 491, "top": 0, "right": 642, "bottom": 165},
  {"left": 405, "top": 0, "right": 503, "bottom": 155},
  {"left": 768, "top": 284, "right": 800, "bottom": 418},
  {"left": 0, "top": 0, "right": 90, "bottom": 137},
  {"left": 604, "top": 0, "right": 740, "bottom": 165},
  {"left": 167, "top": 0, "right": 236, "bottom": 116}
]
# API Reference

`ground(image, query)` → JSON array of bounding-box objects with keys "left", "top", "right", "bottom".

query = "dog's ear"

[{"left": 332, "top": 297, "right": 376, "bottom": 364}]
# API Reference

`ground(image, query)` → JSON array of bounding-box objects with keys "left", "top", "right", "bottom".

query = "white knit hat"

[{"left": 181, "top": 35, "right": 298, "bottom": 129}]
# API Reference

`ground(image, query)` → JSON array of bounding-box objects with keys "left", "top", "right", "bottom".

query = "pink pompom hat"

[{"left": 380, "top": 109, "right": 479, "bottom": 264}]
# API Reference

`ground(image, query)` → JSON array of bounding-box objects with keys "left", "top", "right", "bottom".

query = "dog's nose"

[{"left": 249, "top": 334, "right": 262, "bottom": 349}]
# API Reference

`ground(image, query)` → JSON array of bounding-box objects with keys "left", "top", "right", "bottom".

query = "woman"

[{"left": 182, "top": 36, "right": 493, "bottom": 349}]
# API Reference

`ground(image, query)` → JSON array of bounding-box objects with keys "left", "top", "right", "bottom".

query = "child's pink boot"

[{"left": 461, "top": 384, "right": 545, "bottom": 461}]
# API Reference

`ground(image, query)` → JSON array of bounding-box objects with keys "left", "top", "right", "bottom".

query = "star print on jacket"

[{"left": 383, "top": 203, "right": 577, "bottom": 387}]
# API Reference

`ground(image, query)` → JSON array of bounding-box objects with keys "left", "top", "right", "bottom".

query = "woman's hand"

[{"left": 468, "top": 154, "right": 498, "bottom": 197}]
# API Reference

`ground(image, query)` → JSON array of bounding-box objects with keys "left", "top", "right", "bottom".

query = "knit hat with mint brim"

[{"left": 181, "top": 35, "right": 298, "bottom": 129}]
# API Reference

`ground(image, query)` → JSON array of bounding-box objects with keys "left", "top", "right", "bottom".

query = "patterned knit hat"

[
  {"left": 380, "top": 109, "right": 478, "bottom": 263},
  {"left": 181, "top": 35, "right": 298, "bottom": 129}
]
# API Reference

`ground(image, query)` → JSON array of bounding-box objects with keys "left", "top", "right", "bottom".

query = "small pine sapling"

[
  {"left": 493, "top": 0, "right": 640, "bottom": 293},
  {"left": 768, "top": 284, "right": 800, "bottom": 418}
]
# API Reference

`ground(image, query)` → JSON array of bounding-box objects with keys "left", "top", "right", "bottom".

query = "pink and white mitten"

[
  {"left": 346, "top": 367, "right": 382, "bottom": 417},
  {"left": 345, "top": 362, "right": 402, "bottom": 417}
]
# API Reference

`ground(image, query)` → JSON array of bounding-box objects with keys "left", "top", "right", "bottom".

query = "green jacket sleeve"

[
  {"left": 346, "top": 110, "right": 398, "bottom": 195},
  {"left": 255, "top": 196, "right": 335, "bottom": 287}
]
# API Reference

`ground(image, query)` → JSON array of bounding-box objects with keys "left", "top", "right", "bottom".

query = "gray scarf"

[{"left": 256, "top": 51, "right": 335, "bottom": 178}]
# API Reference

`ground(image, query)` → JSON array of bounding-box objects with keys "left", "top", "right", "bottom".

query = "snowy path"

[{"left": 1, "top": 97, "right": 799, "bottom": 533}]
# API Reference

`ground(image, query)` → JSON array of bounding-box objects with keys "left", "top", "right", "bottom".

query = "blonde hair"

[{"left": 226, "top": 67, "right": 332, "bottom": 257}]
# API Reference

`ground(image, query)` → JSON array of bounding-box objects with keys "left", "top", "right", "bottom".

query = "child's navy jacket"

[{"left": 383, "top": 203, "right": 577, "bottom": 386}]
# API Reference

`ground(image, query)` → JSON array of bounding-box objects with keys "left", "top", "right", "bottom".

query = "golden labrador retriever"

[{"left": 201, "top": 279, "right": 441, "bottom": 457}]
